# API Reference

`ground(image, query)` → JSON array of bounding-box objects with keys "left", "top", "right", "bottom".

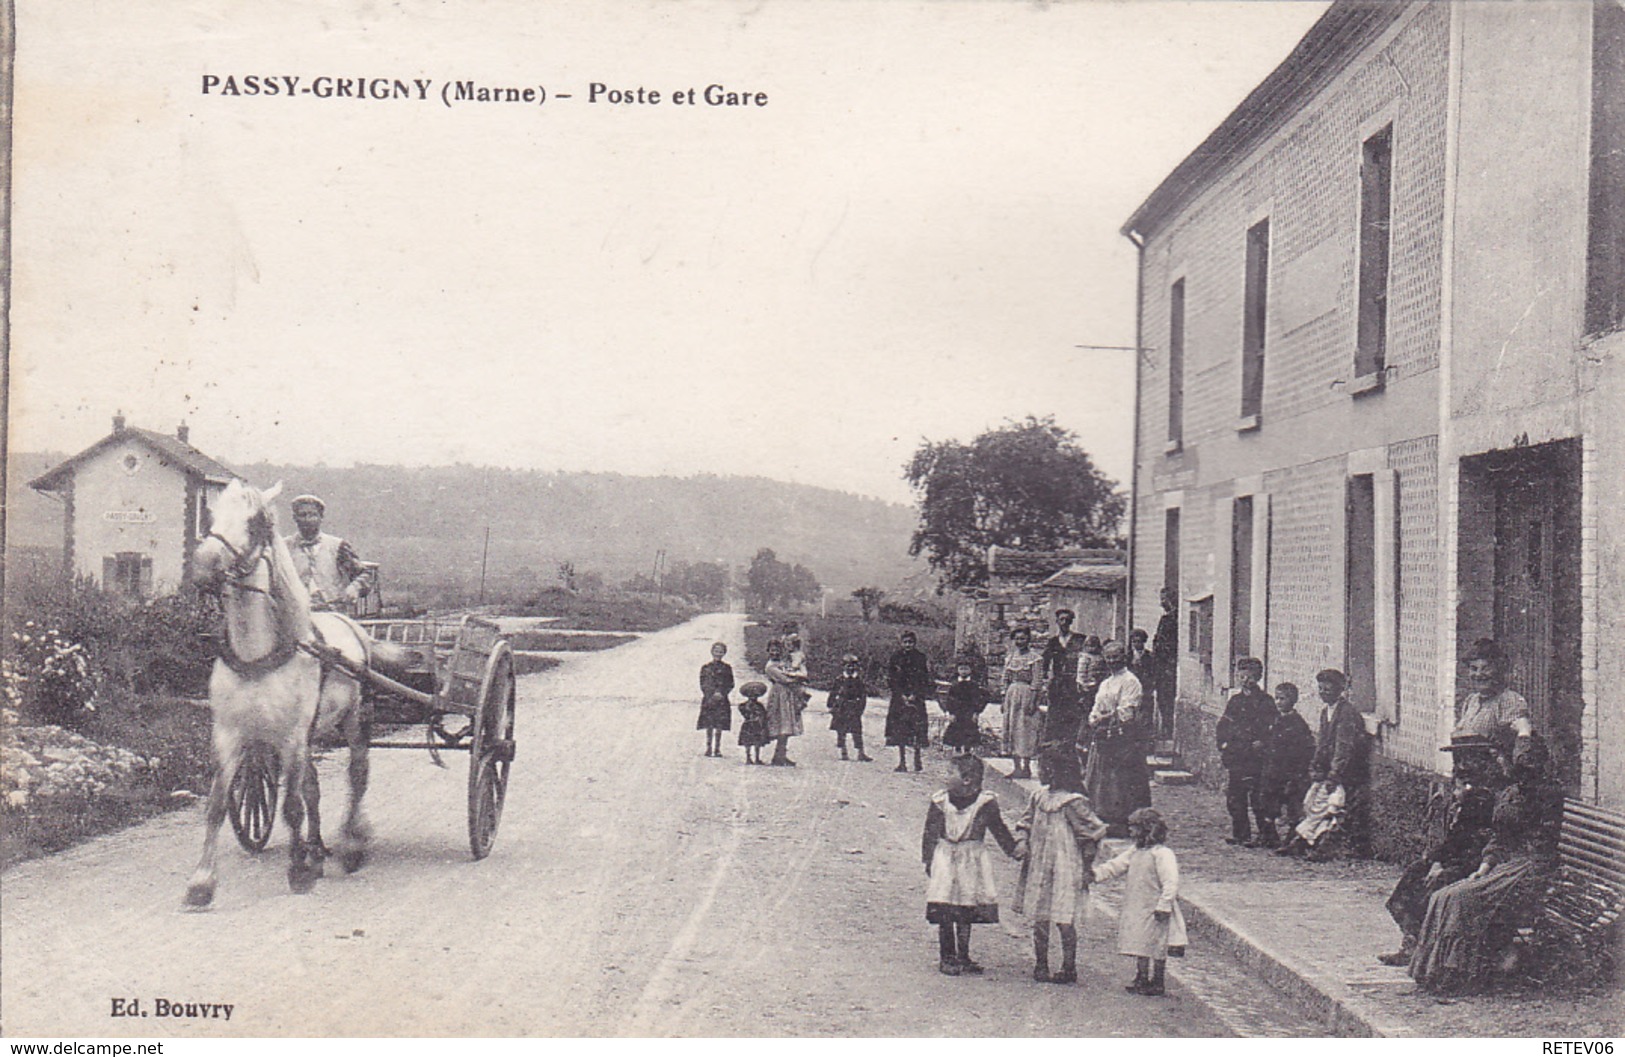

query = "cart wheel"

[
  {"left": 468, "top": 649, "right": 516, "bottom": 860},
  {"left": 228, "top": 745, "right": 279, "bottom": 852}
]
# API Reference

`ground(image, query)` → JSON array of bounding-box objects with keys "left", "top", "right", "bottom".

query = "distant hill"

[{"left": 5, "top": 454, "right": 929, "bottom": 598}]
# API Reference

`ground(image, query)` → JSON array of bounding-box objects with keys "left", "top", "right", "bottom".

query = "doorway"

[{"left": 1457, "top": 439, "right": 1583, "bottom": 791}]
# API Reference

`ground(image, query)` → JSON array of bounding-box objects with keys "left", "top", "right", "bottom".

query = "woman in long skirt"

[
  {"left": 1082, "top": 642, "right": 1152, "bottom": 836},
  {"left": 1002, "top": 628, "right": 1043, "bottom": 779},
  {"left": 1408, "top": 739, "right": 1564, "bottom": 993}
]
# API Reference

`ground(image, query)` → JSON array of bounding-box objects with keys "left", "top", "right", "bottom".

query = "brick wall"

[{"left": 1261, "top": 457, "right": 1346, "bottom": 691}]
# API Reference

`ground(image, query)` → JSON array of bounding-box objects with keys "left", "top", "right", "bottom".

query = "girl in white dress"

[
  {"left": 1092, "top": 806, "right": 1187, "bottom": 996},
  {"left": 1013, "top": 747, "right": 1108, "bottom": 983}
]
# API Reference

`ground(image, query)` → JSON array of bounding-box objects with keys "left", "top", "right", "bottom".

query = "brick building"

[
  {"left": 28, "top": 415, "right": 238, "bottom": 598},
  {"left": 1121, "top": 2, "right": 1624, "bottom": 856}
]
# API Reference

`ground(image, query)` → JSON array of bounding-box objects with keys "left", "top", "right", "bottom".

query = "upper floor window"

[
  {"left": 1240, "top": 218, "right": 1270, "bottom": 423},
  {"left": 1357, "top": 124, "right": 1393, "bottom": 382},
  {"left": 1168, "top": 278, "right": 1186, "bottom": 449}
]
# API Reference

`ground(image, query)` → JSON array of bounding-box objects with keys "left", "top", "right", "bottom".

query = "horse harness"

[{"left": 208, "top": 529, "right": 369, "bottom": 684}]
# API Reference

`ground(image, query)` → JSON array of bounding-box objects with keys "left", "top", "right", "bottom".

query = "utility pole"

[{"left": 478, "top": 525, "right": 491, "bottom": 606}]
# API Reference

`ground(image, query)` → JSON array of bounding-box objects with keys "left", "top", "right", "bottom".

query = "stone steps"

[{"left": 1147, "top": 744, "right": 1197, "bottom": 786}]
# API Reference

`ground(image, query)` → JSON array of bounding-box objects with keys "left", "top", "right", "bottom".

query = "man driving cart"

[{"left": 285, "top": 493, "right": 373, "bottom": 614}]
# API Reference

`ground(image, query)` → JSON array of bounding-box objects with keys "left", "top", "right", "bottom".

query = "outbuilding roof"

[
  {"left": 1039, "top": 562, "right": 1128, "bottom": 592},
  {"left": 987, "top": 545, "right": 1126, "bottom": 583},
  {"left": 1121, "top": 1, "right": 1407, "bottom": 240},
  {"left": 29, "top": 425, "right": 238, "bottom": 492}
]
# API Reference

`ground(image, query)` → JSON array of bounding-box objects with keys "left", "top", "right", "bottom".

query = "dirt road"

[{"left": 1, "top": 614, "right": 1303, "bottom": 1037}]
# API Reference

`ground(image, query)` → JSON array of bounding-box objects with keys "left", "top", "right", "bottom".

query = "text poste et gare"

[{"left": 200, "top": 76, "right": 767, "bottom": 108}]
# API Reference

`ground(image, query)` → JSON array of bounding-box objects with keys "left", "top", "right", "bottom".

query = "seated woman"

[{"left": 1407, "top": 735, "right": 1564, "bottom": 994}]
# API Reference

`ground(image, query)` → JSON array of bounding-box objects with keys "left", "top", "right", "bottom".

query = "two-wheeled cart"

[{"left": 227, "top": 615, "right": 516, "bottom": 860}]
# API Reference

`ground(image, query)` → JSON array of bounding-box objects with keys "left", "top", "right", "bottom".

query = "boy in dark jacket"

[
  {"left": 1258, "top": 682, "right": 1314, "bottom": 847},
  {"left": 1215, "top": 657, "right": 1274, "bottom": 846},
  {"left": 827, "top": 653, "right": 874, "bottom": 761}
]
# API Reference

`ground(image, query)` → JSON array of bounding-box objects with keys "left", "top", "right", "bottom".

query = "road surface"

[{"left": 1, "top": 613, "right": 1309, "bottom": 1037}]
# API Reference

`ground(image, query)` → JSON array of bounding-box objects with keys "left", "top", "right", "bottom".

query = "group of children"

[
  {"left": 1216, "top": 657, "right": 1372, "bottom": 859},
  {"left": 696, "top": 638, "right": 1186, "bottom": 992},
  {"left": 697, "top": 637, "right": 992, "bottom": 767},
  {"left": 924, "top": 751, "right": 1185, "bottom": 991}
]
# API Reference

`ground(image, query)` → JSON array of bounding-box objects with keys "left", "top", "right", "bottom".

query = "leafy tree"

[
  {"left": 673, "top": 561, "right": 729, "bottom": 608},
  {"left": 746, "top": 548, "right": 822, "bottom": 610},
  {"left": 904, "top": 415, "right": 1124, "bottom": 592},
  {"left": 785, "top": 563, "right": 822, "bottom": 606},
  {"left": 851, "top": 586, "right": 886, "bottom": 623}
]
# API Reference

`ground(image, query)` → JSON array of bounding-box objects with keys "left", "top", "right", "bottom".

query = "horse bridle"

[{"left": 207, "top": 530, "right": 276, "bottom": 599}]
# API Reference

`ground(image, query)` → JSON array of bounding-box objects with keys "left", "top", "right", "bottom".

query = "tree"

[
  {"left": 903, "top": 415, "right": 1125, "bottom": 592},
  {"left": 852, "top": 586, "right": 886, "bottom": 623},
  {"left": 746, "top": 548, "right": 823, "bottom": 610},
  {"left": 673, "top": 561, "right": 729, "bottom": 608}
]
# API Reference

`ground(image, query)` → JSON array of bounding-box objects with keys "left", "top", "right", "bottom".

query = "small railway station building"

[{"left": 28, "top": 415, "right": 238, "bottom": 599}]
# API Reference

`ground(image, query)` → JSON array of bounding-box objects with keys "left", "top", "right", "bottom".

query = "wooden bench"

[{"left": 1519, "top": 799, "right": 1625, "bottom": 980}]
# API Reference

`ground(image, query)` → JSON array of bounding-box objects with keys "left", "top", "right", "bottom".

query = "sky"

[{"left": 8, "top": 0, "right": 1330, "bottom": 506}]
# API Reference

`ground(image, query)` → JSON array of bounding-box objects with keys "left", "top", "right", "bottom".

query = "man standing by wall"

[
  {"left": 1149, "top": 587, "right": 1179, "bottom": 740},
  {"left": 285, "top": 494, "right": 370, "bottom": 613}
]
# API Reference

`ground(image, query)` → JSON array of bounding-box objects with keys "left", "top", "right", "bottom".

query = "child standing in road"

[
  {"left": 737, "top": 681, "right": 770, "bottom": 765},
  {"left": 922, "top": 755, "right": 1021, "bottom": 976},
  {"left": 697, "top": 642, "right": 734, "bottom": 758},
  {"left": 942, "top": 658, "right": 988, "bottom": 754},
  {"left": 1093, "top": 807, "right": 1187, "bottom": 996},
  {"left": 827, "top": 654, "right": 873, "bottom": 761},
  {"left": 1013, "top": 746, "right": 1108, "bottom": 984}
]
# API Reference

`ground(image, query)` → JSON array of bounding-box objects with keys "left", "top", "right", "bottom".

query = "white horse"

[{"left": 185, "top": 479, "right": 374, "bottom": 906}]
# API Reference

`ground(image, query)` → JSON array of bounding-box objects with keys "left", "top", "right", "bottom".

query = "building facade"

[
  {"left": 28, "top": 416, "right": 238, "bottom": 599},
  {"left": 1122, "top": 1, "right": 1624, "bottom": 855}
]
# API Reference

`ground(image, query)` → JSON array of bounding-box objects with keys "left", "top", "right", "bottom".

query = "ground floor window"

[{"left": 103, "top": 551, "right": 153, "bottom": 600}]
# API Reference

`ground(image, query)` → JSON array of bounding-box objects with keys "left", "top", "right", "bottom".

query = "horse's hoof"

[
  {"left": 287, "top": 866, "right": 319, "bottom": 894},
  {"left": 340, "top": 847, "right": 367, "bottom": 874},
  {"left": 184, "top": 882, "right": 216, "bottom": 908}
]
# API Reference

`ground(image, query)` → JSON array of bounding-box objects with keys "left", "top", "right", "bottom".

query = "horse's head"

[{"left": 192, "top": 479, "right": 283, "bottom": 593}]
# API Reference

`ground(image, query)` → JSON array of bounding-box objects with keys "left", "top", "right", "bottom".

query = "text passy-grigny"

[{"left": 200, "top": 75, "right": 768, "bottom": 108}]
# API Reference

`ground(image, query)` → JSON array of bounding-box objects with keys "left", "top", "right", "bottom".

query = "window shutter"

[
  {"left": 1373, "top": 469, "right": 1399, "bottom": 725},
  {"left": 139, "top": 556, "right": 154, "bottom": 600},
  {"left": 103, "top": 555, "right": 117, "bottom": 591}
]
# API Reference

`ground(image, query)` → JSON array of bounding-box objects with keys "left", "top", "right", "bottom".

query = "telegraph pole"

[{"left": 478, "top": 525, "right": 491, "bottom": 606}]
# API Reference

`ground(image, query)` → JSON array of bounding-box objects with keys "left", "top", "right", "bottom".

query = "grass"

[
  {"left": 504, "top": 589, "right": 699, "bottom": 632},
  {"left": 505, "top": 630, "right": 639, "bottom": 653},
  {"left": 512, "top": 653, "right": 561, "bottom": 676}
]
